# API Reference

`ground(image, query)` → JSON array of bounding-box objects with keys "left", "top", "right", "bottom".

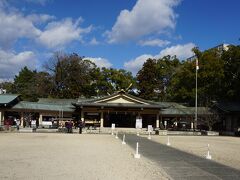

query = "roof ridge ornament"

[{"left": 118, "top": 89, "right": 126, "bottom": 94}]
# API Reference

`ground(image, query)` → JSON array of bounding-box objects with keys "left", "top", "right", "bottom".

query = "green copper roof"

[
  {"left": 74, "top": 102, "right": 166, "bottom": 109},
  {"left": 0, "top": 94, "right": 20, "bottom": 106},
  {"left": 215, "top": 102, "right": 240, "bottom": 112},
  {"left": 12, "top": 101, "right": 75, "bottom": 112},
  {"left": 38, "top": 98, "right": 77, "bottom": 105},
  {"left": 161, "top": 107, "right": 211, "bottom": 115},
  {"left": 156, "top": 102, "right": 187, "bottom": 108}
]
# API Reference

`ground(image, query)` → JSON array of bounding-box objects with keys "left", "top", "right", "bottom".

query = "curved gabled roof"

[
  {"left": 0, "top": 94, "right": 20, "bottom": 107},
  {"left": 79, "top": 90, "right": 156, "bottom": 104},
  {"left": 74, "top": 90, "right": 169, "bottom": 109}
]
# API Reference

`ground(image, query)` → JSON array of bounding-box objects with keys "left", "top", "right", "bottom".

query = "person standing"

[
  {"left": 79, "top": 120, "right": 83, "bottom": 134},
  {"left": 69, "top": 121, "right": 73, "bottom": 133},
  {"left": 16, "top": 119, "right": 20, "bottom": 131}
]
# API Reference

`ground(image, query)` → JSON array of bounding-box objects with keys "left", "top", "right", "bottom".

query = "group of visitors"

[{"left": 64, "top": 120, "right": 85, "bottom": 134}]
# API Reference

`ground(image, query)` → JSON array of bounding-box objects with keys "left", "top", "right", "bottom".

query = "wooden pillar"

[
  {"left": 156, "top": 113, "right": 159, "bottom": 128},
  {"left": 20, "top": 112, "right": 24, "bottom": 127},
  {"left": 160, "top": 115, "right": 163, "bottom": 129},
  {"left": 81, "top": 110, "right": 84, "bottom": 122},
  {"left": 100, "top": 111, "right": 104, "bottom": 128},
  {"left": 0, "top": 111, "right": 4, "bottom": 125},
  {"left": 191, "top": 122, "right": 194, "bottom": 129},
  {"left": 39, "top": 114, "right": 43, "bottom": 126}
]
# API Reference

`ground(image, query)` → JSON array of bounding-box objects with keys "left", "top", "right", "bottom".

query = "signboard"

[
  {"left": 111, "top": 123, "right": 115, "bottom": 129},
  {"left": 31, "top": 120, "right": 36, "bottom": 125},
  {"left": 87, "top": 113, "right": 99, "bottom": 116},
  {"left": 42, "top": 121, "right": 52, "bottom": 126},
  {"left": 135, "top": 116, "right": 142, "bottom": 129},
  {"left": 147, "top": 125, "right": 153, "bottom": 132}
]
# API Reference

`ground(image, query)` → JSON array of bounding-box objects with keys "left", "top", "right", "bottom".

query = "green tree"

[
  {"left": 137, "top": 56, "right": 180, "bottom": 101},
  {"left": 0, "top": 81, "right": 14, "bottom": 93},
  {"left": 221, "top": 45, "right": 240, "bottom": 101},
  {"left": 168, "top": 48, "right": 225, "bottom": 106},
  {"left": 45, "top": 52, "right": 99, "bottom": 98},
  {"left": 137, "top": 58, "right": 159, "bottom": 100},
  {"left": 156, "top": 55, "right": 181, "bottom": 101},
  {"left": 92, "top": 67, "right": 136, "bottom": 96},
  {"left": 34, "top": 71, "right": 54, "bottom": 98},
  {"left": 13, "top": 66, "right": 38, "bottom": 101},
  {"left": 167, "top": 60, "right": 195, "bottom": 104}
]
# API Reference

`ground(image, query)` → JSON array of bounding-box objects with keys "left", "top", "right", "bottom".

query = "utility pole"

[{"left": 195, "top": 58, "right": 199, "bottom": 130}]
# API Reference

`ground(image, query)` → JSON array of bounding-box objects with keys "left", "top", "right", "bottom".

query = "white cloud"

[
  {"left": 138, "top": 39, "right": 170, "bottom": 47},
  {"left": 156, "top": 43, "right": 195, "bottom": 59},
  {"left": 0, "top": 50, "right": 37, "bottom": 80},
  {"left": 89, "top": 37, "right": 100, "bottom": 45},
  {"left": 84, "top": 57, "right": 112, "bottom": 68},
  {"left": 106, "top": 0, "right": 180, "bottom": 43},
  {"left": 124, "top": 54, "right": 154, "bottom": 75},
  {"left": 0, "top": 10, "right": 41, "bottom": 49},
  {"left": 25, "top": 0, "right": 50, "bottom": 5},
  {"left": 26, "top": 14, "right": 55, "bottom": 24},
  {"left": 37, "top": 18, "right": 92, "bottom": 49},
  {"left": 124, "top": 43, "right": 195, "bottom": 75},
  {"left": 0, "top": 3, "right": 92, "bottom": 50}
]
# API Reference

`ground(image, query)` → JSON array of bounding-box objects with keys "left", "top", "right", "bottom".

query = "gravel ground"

[
  {"left": 0, "top": 133, "right": 169, "bottom": 180},
  {"left": 148, "top": 135, "right": 240, "bottom": 170}
]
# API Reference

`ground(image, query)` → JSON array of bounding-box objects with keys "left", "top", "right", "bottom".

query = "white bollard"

[
  {"left": 122, "top": 134, "right": 126, "bottom": 145},
  {"left": 115, "top": 131, "right": 119, "bottom": 139},
  {"left": 134, "top": 142, "right": 141, "bottom": 158},
  {"left": 148, "top": 131, "right": 151, "bottom": 140},
  {"left": 206, "top": 144, "right": 212, "bottom": 160},
  {"left": 167, "top": 136, "right": 171, "bottom": 146}
]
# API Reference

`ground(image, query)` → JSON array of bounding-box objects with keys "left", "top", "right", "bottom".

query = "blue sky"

[{"left": 0, "top": 0, "right": 240, "bottom": 80}]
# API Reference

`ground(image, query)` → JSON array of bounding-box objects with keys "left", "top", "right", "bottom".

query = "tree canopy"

[{"left": 1, "top": 45, "right": 240, "bottom": 106}]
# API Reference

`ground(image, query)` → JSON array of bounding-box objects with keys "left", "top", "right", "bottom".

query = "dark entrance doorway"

[{"left": 104, "top": 112, "right": 136, "bottom": 128}]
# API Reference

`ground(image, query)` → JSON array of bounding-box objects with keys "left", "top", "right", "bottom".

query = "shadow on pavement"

[{"left": 121, "top": 134, "right": 240, "bottom": 180}]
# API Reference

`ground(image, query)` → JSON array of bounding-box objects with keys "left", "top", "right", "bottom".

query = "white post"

[
  {"left": 206, "top": 144, "right": 212, "bottom": 160},
  {"left": 156, "top": 114, "right": 159, "bottom": 128},
  {"left": 111, "top": 123, "right": 115, "bottom": 135},
  {"left": 115, "top": 131, "right": 118, "bottom": 139},
  {"left": 122, "top": 134, "right": 126, "bottom": 145},
  {"left": 164, "top": 120, "right": 167, "bottom": 130},
  {"left": 100, "top": 111, "right": 104, "bottom": 128},
  {"left": 134, "top": 142, "right": 141, "bottom": 159},
  {"left": 167, "top": 136, "right": 171, "bottom": 146},
  {"left": 148, "top": 131, "right": 151, "bottom": 140}
]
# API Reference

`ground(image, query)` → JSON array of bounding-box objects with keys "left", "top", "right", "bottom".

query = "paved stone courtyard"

[
  {"left": 0, "top": 133, "right": 168, "bottom": 180},
  {"left": 0, "top": 133, "right": 240, "bottom": 180}
]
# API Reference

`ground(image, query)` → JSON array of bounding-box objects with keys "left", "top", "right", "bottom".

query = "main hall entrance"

[{"left": 104, "top": 112, "right": 136, "bottom": 128}]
